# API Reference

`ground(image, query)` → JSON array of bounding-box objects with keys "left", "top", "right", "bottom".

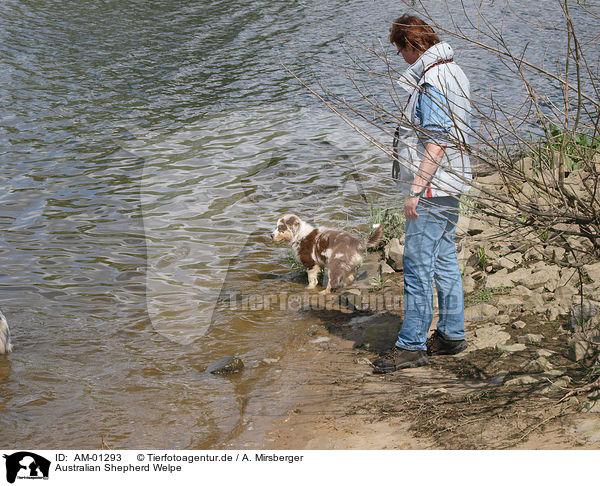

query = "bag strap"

[
  {"left": 391, "top": 58, "right": 454, "bottom": 182},
  {"left": 391, "top": 125, "right": 401, "bottom": 180}
]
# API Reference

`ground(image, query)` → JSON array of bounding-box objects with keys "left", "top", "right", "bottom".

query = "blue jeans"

[{"left": 396, "top": 196, "right": 465, "bottom": 351}]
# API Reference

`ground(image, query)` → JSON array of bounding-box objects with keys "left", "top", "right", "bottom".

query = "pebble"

[{"left": 511, "top": 320, "right": 526, "bottom": 329}]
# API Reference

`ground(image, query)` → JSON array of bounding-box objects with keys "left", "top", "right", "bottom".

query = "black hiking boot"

[
  {"left": 372, "top": 347, "right": 429, "bottom": 374},
  {"left": 426, "top": 329, "right": 468, "bottom": 356}
]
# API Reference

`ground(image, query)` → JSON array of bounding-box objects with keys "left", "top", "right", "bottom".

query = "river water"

[{"left": 0, "top": 0, "right": 598, "bottom": 448}]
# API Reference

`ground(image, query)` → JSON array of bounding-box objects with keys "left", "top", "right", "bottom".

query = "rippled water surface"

[{"left": 0, "top": 0, "right": 598, "bottom": 448}]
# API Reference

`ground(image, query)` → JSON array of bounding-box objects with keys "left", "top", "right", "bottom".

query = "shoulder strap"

[{"left": 419, "top": 58, "right": 454, "bottom": 84}]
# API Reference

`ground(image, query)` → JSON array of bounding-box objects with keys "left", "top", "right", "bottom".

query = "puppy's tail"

[
  {"left": 365, "top": 224, "right": 384, "bottom": 249},
  {"left": 0, "top": 310, "right": 12, "bottom": 354}
]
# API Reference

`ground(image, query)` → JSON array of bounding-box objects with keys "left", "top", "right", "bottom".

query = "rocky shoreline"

[{"left": 226, "top": 167, "right": 600, "bottom": 449}]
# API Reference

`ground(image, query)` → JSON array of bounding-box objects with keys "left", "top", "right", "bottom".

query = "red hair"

[{"left": 390, "top": 15, "right": 440, "bottom": 52}]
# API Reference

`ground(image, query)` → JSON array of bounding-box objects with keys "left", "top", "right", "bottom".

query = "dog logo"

[{"left": 3, "top": 452, "right": 51, "bottom": 483}]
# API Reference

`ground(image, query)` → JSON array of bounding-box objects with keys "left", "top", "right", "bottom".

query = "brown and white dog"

[
  {"left": 0, "top": 310, "right": 12, "bottom": 354},
  {"left": 271, "top": 214, "right": 383, "bottom": 293}
]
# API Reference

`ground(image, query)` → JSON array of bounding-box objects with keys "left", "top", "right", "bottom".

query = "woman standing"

[{"left": 373, "top": 15, "right": 472, "bottom": 373}]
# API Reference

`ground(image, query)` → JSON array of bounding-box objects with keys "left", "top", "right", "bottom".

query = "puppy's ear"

[{"left": 285, "top": 215, "right": 301, "bottom": 233}]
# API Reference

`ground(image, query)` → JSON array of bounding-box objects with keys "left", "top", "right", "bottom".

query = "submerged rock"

[{"left": 205, "top": 356, "right": 244, "bottom": 375}]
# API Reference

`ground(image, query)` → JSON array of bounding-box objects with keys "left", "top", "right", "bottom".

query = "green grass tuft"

[{"left": 368, "top": 204, "right": 405, "bottom": 249}]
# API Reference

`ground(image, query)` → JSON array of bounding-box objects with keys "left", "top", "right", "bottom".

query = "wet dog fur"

[
  {"left": 271, "top": 214, "right": 383, "bottom": 293},
  {"left": 0, "top": 310, "right": 12, "bottom": 354}
]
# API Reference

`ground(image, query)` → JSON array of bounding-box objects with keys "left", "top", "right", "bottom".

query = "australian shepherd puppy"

[
  {"left": 271, "top": 214, "right": 383, "bottom": 293},
  {"left": 0, "top": 310, "right": 12, "bottom": 354}
]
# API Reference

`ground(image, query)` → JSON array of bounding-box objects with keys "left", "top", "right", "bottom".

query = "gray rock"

[
  {"left": 566, "top": 302, "right": 599, "bottom": 331},
  {"left": 557, "top": 269, "right": 578, "bottom": 288},
  {"left": 497, "top": 256, "right": 519, "bottom": 271},
  {"left": 491, "top": 371, "right": 509, "bottom": 384},
  {"left": 568, "top": 337, "right": 596, "bottom": 362},
  {"left": 505, "top": 370, "right": 564, "bottom": 386},
  {"left": 517, "top": 333, "right": 543, "bottom": 344},
  {"left": 541, "top": 369, "right": 565, "bottom": 378},
  {"left": 581, "top": 400, "right": 600, "bottom": 413},
  {"left": 527, "top": 292, "right": 547, "bottom": 315},
  {"left": 584, "top": 262, "right": 600, "bottom": 284},
  {"left": 496, "top": 343, "right": 527, "bottom": 353},
  {"left": 535, "top": 349, "right": 555, "bottom": 358},
  {"left": 384, "top": 238, "right": 404, "bottom": 271},
  {"left": 498, "top": 296, "right": 524, "bottom": 314},
  {"left": 505, "top": 265, "right": 560, "bottom": 290},
  {"left": 462, "top": 275, "right": 476, "bottom": 294},
  {"left": 309, "top": 336, "right": 331, "bottom": 344},
  {"left": 485, "top": 268, "right": 509, "bottom": 289},
  {"left": 380, "top": 261, "right": 396, "bottom": 274},
  {"left": 588, "top": 389, "right": 600, "bottom": 401},
  {"left": 496, "top": 314, "right": 510, "bottom": 325},
  {"left": 512, "top": 320, "right": 526, "bottom": 329},
  {"left": 471, "top": 325, "right": 510, "bottom": 350},
  {"left": 540, "top": 377, "right": 571, "bottom": 395},
  {"left": 465, "top": 303, "right": 498, "bottom": 323},
  {"left": 206, "top": 356, "right": 244, "bottom": 375},
  {"left": 505, "top": 375, "right": 540, "bottom": 386},
  {"left": 506, "top": 268, "right": 532, "bottom": 287},
  {"left": 467, "top": 218, "right": 492, "bottom": 236},
  {"left": 521, "top": 356, "right": 552, "bottom": 374},
  {"left": 510, "top": 285, "right": 533, "bottom": 297},
  {"left": 529, "top": 267, "right": 560, "bottom": 289},
  {"left": 544, "top": 303, "right": 562, "bottom": 322},
  {"left": 570, "top": 418, "right": 600, "bottom": 441}
]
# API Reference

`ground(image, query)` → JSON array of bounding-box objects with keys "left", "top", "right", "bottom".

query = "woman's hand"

[{"left": 404, "top": 195, "right": 420, "bottom": 220}]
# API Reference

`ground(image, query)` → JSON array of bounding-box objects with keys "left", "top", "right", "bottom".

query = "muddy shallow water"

[{"left": 0, "top": 0, "right": 597, "bottom": 448}]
